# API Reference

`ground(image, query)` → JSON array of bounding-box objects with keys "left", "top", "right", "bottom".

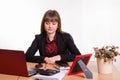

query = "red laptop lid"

[{"left": 0, "top": 49, "right": 28, "bottom": 76}]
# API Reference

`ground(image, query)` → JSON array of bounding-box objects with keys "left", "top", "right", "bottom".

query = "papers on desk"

[{"left": 32, "top": 70, "right": 69, "bottom": 80}]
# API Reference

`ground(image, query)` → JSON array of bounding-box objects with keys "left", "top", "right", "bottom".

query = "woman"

[{"left": 25, "top": 10, "right": 81, "bottom": 64}]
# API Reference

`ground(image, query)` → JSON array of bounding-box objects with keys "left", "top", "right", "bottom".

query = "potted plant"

[{"left": 94, "top": 46, "right": 120, "bottom": 74}]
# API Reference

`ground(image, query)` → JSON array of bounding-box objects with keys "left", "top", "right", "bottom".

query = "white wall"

[{"left": 0, "top": 0, "right": 120, "bottom": 60}]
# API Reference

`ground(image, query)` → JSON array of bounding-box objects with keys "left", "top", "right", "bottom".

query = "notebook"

[
  {"left": 68, "top": 53, "right": 92, "bottom": 75},
  {"left": 0, "top": 49, "right": 37, "bottom": 77}
]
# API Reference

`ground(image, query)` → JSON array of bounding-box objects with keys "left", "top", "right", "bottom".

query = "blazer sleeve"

[
  {"left": 60, "top": 33, "right": 81, "bottom": 62},
  {"left": 25, "top": 35, "right": 44, "bottom": 63}
]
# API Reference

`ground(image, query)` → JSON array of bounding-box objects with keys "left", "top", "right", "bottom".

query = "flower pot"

[{"left": 97, "top": 58, "right": 113, "bottom": 74}]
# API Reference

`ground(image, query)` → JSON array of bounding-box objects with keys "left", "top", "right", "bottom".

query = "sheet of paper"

[{"left": 32, "top": 70, "right": 69, "bottom": 80}]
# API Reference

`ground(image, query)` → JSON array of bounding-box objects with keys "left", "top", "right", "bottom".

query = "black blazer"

[{"left": 25, "top": 32, "right": 81, "bottom": 63}]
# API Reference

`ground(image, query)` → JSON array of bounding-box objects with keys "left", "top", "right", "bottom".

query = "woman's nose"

[{"left": 49, "top": 23, "right": 53, "bottom": 27}]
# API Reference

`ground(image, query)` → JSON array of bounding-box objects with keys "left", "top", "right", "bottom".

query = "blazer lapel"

[
  {"left": 41, "top": 36, "right": 46, "bottom": 56},
  {"left": 57, "top": 33, "right": 63, "bottom": 53}
]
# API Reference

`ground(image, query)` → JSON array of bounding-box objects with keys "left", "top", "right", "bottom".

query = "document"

[{"left": 32, "top": 70, "right": 69, "bottom": 80}]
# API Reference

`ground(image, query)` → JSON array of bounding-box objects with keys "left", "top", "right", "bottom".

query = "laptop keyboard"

[{"left": 28, "top": 68, "right": 37, "bottom": 76}]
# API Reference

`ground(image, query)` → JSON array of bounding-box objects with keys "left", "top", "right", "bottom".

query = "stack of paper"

[{"left": 32, "top": 70, "right": 69, "bottom": 80}]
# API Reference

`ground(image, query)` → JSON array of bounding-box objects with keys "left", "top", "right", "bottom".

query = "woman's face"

[{"left": 44, "top": 21, "right": 58, "bottom": 34}]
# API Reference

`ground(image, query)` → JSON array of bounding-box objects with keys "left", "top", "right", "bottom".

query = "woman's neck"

[{"left": 47, "top": 32, "right": 56, "bottom": 41}]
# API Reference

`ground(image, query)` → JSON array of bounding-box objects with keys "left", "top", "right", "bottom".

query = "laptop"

[
  {"left": 68, "top": 53, "right": 92, "bottom": 75},
  {"left": 0, "top": 49, "right": 37, "bottom": 77}
]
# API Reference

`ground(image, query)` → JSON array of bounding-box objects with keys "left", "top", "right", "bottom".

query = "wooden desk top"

[
  {"left": 0, "top": 74, "right": 19, "bottom": 80},
  {"left": 0, "top": 61, "right": 120, "bottom": 80}
]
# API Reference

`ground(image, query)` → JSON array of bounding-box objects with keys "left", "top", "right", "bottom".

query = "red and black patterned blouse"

[{"left": 45, "top": 35, "right": 58, "bottom": 57}]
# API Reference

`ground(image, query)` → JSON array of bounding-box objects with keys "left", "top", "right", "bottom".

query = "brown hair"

[{"left": 40, "top": 10, "right": 63, "bottom": 34}]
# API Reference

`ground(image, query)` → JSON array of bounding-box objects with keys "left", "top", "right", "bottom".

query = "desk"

[
  {"left": 0, "top": 61, "right": 120, "bottom": 80},
  {"left": 0, "top": 74, "right": 19, "bottom": 80}
]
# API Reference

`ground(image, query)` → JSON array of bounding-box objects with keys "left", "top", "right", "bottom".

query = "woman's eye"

[
  {"left": 45, "top": 22, "right": 49, "bottom": 25},
  {"left": 53, "top": 23, "right": 56, "bottom": 25},
  {"left": 45, "top": 22, "right": 57, "bottom": 25},
  {"left": 52, "top": 22, "right": 57, "bottom": 25}
]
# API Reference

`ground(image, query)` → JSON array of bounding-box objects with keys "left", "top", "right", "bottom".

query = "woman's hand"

[{"left": 44, "top": 55, "right": 61, "bottom": 64}]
